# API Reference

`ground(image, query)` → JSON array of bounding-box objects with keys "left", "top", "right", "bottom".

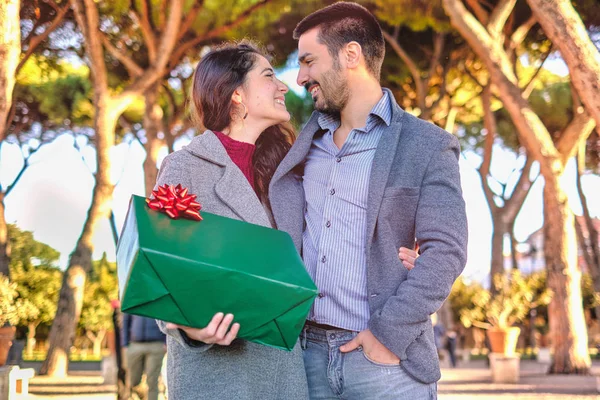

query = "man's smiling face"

[{"left": 296, "top": 28, "right": 350, "bottom": 115}]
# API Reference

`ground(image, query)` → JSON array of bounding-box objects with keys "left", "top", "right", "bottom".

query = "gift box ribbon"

[{"left": 146, "top": 184, "right": 202, "bottom": 221}]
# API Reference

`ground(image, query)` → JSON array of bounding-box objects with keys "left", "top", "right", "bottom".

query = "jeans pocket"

[{"left": 361, "top": 351, "right": 400, "bottom": 368}]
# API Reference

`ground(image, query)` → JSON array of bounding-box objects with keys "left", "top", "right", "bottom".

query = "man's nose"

[{"left": 297, "top": 67, "right": 308, "bottom": 87}]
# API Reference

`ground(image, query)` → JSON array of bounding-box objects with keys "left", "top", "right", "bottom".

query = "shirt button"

[
  {"left": 321, "top": 255, "right": 326, "bottom": 263},
  {"left": 325, "top": 221, "right": 331, "bottom": 228},
  {"left": 329, "top": 189, "right": 335, "bottom": 195},
  {"left": 336, "top": 157, "right": 342, "bottom": 163},
  {"left": 318, "top": 293, "right": 325, "bottom": 298}
]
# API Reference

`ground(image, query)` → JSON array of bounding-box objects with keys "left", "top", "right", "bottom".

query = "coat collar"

[
  {"left": 269, "top": 88, "right": 406, "bottom": 246},
  {"left": 184, "top": 130, "right": 271, "bottom": 227}
]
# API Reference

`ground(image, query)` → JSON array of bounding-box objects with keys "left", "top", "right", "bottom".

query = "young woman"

[
  {"left": 154, "top": 41, "right": 308, "bottom": 400},
  {"left": 154, "top": 41, "right": 419, "bottom": 399}
]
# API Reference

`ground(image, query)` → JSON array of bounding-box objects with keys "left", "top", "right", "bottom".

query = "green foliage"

[
  {"left": 0, "top": 275, "right": 21, "bottom": 326},
  {"left": 15, "top": 57, "right": 94, "bottom": 129},
  {"left": 285, "top": 90, "right": 314, "bottom": 130},
  {"left": 7, "top": 224, "right": 60, "bottom": 270},
  {"left": 7, "top": 224, "right": 62, "bottom": 329},
  {"left": 448, "top": 277, "right": 485, "bottom": 326},
  {"left": 79, "top": 253, "right": 118, "bottom": 334},
  {"left": 458, "top": 270, "right": 553, "bottom": 330},
  {"left": 374, "top": 0, "right": 450, "bottom": 32}
]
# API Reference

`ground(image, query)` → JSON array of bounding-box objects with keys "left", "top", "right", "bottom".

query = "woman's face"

[{"left": 239, "top": 55, "right": 290, "bottom": 125}]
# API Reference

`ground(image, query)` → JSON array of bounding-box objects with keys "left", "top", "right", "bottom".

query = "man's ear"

[{"left": 344, "top": 41, "right": 362, "bottom": 69}]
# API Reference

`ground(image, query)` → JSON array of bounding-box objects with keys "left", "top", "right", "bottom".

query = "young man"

[{"left": 269, "top": 2, "right": 467, "bottom": 398}]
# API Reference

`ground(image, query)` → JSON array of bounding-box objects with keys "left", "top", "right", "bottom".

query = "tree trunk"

[
  {"left": 89, "top": 329, "right": 106, "bottom": 358},
  {"left": 0, "top": 196, "right": 10, "bottom": 278},
  {"left": 143, "top": 84, "right": 165, "bottom": 196},
  {"left": 544, "top": 174, "right": 591, "bottom": 374},
  {"left": 509, "top": 222, "right": 519, "bottom": 270},
  {"left": 41, "top": 0, "right": 184, "bottom": 377},
  {"left": 443, "top": 0, "right": 593, "bottom": 374},
  {"left": 526, "top": 0, "right": 600, "bottom": 129},
  {"left": 490, "top": 220, "right": 508, "bottom": 287},
  {"left": 26, "top": 322, "right": 38, "bottom": 358},
  {"left": 40, "top": 107, "right": 118, "bottom": 377},
  {"left": 575, "top": 155, "right": 600, "bottom": 276},
  {"left": 0, "top": 0, "right": 20, "bottom": 143},
  {"left": 575, "top": 148, "right": 600, "bottom": 319}
]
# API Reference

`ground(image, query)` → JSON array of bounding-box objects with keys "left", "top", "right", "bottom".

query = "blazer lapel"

[
  {"left": 185, "top": 131, "right": 271, "bottom": 227},
  {"left": 365, "top": 104, "right": 406, "bottom": 250},
  {"left": 271, "top": 111, "right": 321, "bottom": 185},
  {"left": 269, "top": 112, "right": 321, "bottom": 242}
]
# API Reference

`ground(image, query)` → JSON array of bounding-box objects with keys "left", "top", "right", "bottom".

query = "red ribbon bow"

[{"left": 146, "top": 184, "right": 203, "bottom": 221}]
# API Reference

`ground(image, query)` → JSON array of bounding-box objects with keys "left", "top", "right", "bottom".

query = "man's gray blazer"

[{"left": 269, "top": 92, "right": 468, "bottom": 384}]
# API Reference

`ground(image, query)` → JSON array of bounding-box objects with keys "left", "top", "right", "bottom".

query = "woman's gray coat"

[{"left": 155, "top": 131, "right": 309, "bottom": 400}]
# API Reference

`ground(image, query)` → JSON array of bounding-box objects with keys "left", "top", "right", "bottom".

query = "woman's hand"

[
  {"left": 398, "top": 247, "right": 419, "bottom": 271},
  {"left": 165, "top": 312, "right": 240, "bottom": 346}
]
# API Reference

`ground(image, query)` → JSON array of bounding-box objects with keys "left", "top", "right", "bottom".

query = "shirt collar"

[{"left": 317, "top": 89, "right": 392, "bottom": 133}]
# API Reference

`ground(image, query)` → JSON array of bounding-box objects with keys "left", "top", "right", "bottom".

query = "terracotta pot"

[
  {"left": 0, "top": 325, "right": 16, "bottom": 366},
  {"left": 486, "top": 327, "right": 521, "bottom": 356}
]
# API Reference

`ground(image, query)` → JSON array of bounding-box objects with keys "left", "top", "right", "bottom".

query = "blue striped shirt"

[{"left": 302, "top": 90, "right": 392, "bottom": 331}]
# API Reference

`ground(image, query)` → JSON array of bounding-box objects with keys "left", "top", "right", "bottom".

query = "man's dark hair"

[{"left": 293, "top": 2, "right": 385, "bottom": 79}]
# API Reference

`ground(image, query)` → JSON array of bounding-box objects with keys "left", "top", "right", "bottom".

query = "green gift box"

[{"left": 117, "top": 195, "right": 318, "bottom": 351}]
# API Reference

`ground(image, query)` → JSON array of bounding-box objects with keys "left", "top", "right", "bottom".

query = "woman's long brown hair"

[{"left": 190, "top": 41, "right": 295, "bottom": 204}]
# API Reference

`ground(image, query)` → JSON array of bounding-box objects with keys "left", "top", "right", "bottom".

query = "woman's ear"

[{"left": 231, "top": 88, "right": 244, "bottom": 105}]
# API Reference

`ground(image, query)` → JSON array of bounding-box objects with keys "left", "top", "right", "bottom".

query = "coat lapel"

[
  {"left": 271, "top": 111, "right": 321, "bottom": 185},
  {"left": 185, "top": 131, "right": 271, "bottom": 227},
  {"left": 269, "top": 112, "right": 321, "bottom": 244},
  {"left": 365, "top": 104, "right": 406, "bottom": 249}
]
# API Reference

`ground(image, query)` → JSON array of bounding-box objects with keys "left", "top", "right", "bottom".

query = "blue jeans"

[{"left": 300, "top": 325, "right": 437, "bottom": 400}]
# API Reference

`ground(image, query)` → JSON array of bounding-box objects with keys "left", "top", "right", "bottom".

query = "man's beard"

[{"left": 306, "top": 63, "right": 349, "bottom": 115}]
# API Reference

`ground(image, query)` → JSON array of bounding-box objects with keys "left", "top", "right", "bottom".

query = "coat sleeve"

[
  {"left": 154, "top": 154, "right": 213, "bottom": 353},
  {"left": 368, "top": 133, "right": 468, "bottom": 361}
]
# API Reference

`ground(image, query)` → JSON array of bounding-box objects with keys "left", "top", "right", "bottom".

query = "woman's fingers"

[
  {"left": 202, "top": 312, "right": 225, "bottom": 338},
  {"left": 214, "top": 313, "right": 235, "bottom": 341},
  {"left": 164, "top": 312, "right": 239, "bottom": 345},
  {"left": 217, "top": 322, "right": 240, "bottom": 346},
  {"left": 398, "top": 247, "right": 418, "bottom": 270}
]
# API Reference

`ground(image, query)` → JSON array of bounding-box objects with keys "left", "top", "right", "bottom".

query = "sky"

[{"left": 3, "top": 58, "right": 600, "bottom": 284}]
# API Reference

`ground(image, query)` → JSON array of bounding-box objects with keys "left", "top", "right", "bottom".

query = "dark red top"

[{"left": 213, "top": 130, "right": 256, "bottom": 191}]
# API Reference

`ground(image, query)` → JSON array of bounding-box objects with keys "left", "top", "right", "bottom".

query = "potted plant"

[
  {"left": 459, "top": 270, "right": 552, "bottom": 356},
  {"left": 0, "top": 275, "right": 20, "bottom": 366}
]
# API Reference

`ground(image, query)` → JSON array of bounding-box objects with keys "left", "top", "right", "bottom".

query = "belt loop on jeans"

[{"left": 301, "top": 327, "right": 307, "bottom": 349}]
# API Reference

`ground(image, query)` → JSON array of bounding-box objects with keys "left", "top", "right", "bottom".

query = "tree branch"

[
  {"left": 177, "top": 0, "right": 205, "bottom": 41},
  {"left": 427, "top": 32, "right": 446, "bottom": 81},
  {"left": 443, "top": 0, "right": 560, "bottom": 173},
  {"left": 503, "top": 155, "right": 536, "bottom": 218},
  {"left": 556, "top": 110, "right": 596, "bottom": 166},
  {"left": 167, "top": 0, "right": 270, "bottom": 71},
  {"left": 522, "top": 43, "right": 553, "bottom": 98},
  {"left": 119, "top": 0, "right": 183, "bottom": 100},
  {"left": 465, "top": 0, "right": 489, "bottom": 24},
  {"left": 130, "top": 1, "right": 157, "bottom": 63},
  {"left": 478, "top": 85, "right": 498, "bottom": 214},
  {"left": 509, "top": 16, "right": 536, "bottom": 52},
  {"left": 4, "top": 136, "right": 54, "bottom": 196},
  {"left": 100, "top": 34, "right": 143, "bottom": 78},
  {"left": 17, "top": 3, "right": 71, "bottom": 73},
  {"left": 487, "top": 0, "right": 517, "bottom": 39},
  {"left": 382, "top": 30, "right": 426, "bottom": 113},
  {"left": 71, "top": 0, "right": 110, "bottom": 93}
]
